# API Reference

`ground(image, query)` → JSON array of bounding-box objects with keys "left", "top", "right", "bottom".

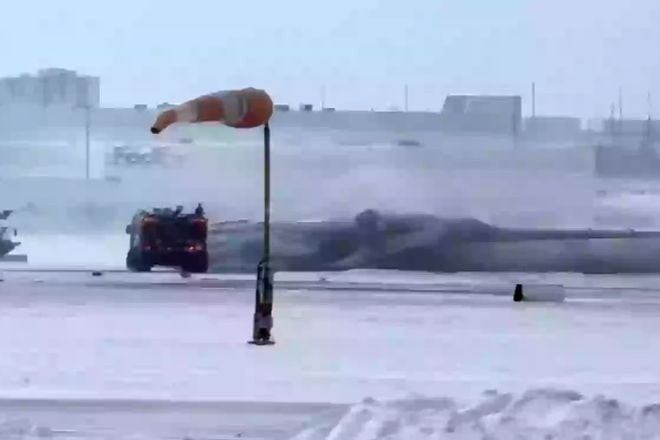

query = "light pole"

[
  {"left": 75, "top": 103, "right": 91, "bottom": 180},
  {"left": 84, "top": 104, "right": 90, "bottom": 180}
]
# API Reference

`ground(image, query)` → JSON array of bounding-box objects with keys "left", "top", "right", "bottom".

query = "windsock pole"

[
  {"left": 249, "top": 123, "right": 275, "bottom": 345},
  {"left": 148, "top": 88, "right": 276, "bottom": 345},
  {"left": 264, "top": 123, "right": 271, "bottom": 260}
]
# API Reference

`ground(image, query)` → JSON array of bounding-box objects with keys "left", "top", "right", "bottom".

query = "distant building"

[
  {"left": 525, "top": 116, "right": 582, "bottom": 140},
  {"left": 0, "top": 73, "right": 42, "bottom": 106},
  {"left": 439, "top": 95, "right": 522, "bottom": 135},
  {"left": 604, "top": 118, "right": 660, "bottom": 137},
  {"left": 0, "top": 68, "right": 100, "bottom": 108}
]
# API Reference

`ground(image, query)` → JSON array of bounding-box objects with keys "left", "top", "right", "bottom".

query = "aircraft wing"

[
  {"left": 489, "top": 227, "right": 660, "bottom": 242},
  {"left": 207, "top": 210, "right": 660, "bottom": 273}
]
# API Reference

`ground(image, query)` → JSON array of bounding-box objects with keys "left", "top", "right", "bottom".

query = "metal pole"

[
  {"left": 610, "top": 103, "right": 615, "bottom": 138},
  {"left": 264, "top": 123, "right": 270, "bottom": 259},
  {"left": 321, "top": 85, "right": 326, "bottom": 111},
  {"left": 512, "top": 96, "right": 520, "bottom": 149},
  {"left": 646, "top": 92, "right": 653, "bottom": 146},
  {"left": 85, "top": 105, "right": 90, "bottom": 180},
  {"left": 618, "top": 88, "right": 623, "bottom": 138},
  {"left": 249, "top": 123, "right": 274, "bottom": 345}
]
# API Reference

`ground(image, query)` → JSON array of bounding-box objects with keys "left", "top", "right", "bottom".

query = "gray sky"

[{"left": 1, "top": 0, "right": 658, "bottom": 118}]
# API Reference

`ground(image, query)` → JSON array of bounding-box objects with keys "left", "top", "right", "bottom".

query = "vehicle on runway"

[
  {"left": 0, "top": 210, "right": 21, "bottom": 258},
  {"left": 125, "top": 204, "right": 209, "bottom": 273}
]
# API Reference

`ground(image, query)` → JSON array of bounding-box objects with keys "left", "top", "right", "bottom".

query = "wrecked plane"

[{"left": 207, "top": 209, "right": 660, "bottom": 274}]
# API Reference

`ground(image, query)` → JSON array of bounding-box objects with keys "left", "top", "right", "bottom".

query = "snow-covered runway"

[
  {"left": 1, "top": 268, "right": 660, "bottom": 438},
  {"left": 0, "top": 398, "right": 338, "bottom": 440}
]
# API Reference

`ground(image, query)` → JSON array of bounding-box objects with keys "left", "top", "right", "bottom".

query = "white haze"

[
  {"left": 1, "top": 129, "right": 599, "bottom": 232},
  {"left": 2, "top": 118, "right": 657, "bottom": 268}
]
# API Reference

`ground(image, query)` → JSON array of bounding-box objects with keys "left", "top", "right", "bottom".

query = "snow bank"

[
  {"left": 0, "top": 418, "right": 56, "bottom": 440},
  {"left": 291, "top": 388, "right": 660, "bottom": 439}
]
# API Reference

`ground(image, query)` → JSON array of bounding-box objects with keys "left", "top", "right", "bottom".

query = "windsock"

[{"left": 151, "top": 88, "right": 273, "bottom": 134}]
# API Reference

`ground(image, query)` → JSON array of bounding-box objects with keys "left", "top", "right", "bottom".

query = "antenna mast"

[
  {"left": 609, "top": 103, "right": 616, "bottom": 140},
  {"left": 618, "top": 87, "right": 623, "bottom": 138},
  {"left": 646, "top": 91, "right": 653, "bottom": 145},
  {"left": 321, "top": 85, "right": 326, "bottom": 110}
]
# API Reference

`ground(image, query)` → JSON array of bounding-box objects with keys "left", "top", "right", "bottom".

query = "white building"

[
  {"left": 439, "top": 95, "right": 523, "bottom": 135},
  {"left": 0, "top": 68, "right": 100, "bottom": 108}
]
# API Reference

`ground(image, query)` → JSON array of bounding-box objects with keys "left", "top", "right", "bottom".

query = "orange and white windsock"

[{"left": 151, "top": 87, "right": 273, "bottom": 134}]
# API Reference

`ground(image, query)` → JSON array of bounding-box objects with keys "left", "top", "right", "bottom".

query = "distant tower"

[
  {"left": 609, "top": 103, "right": 616, "bottom": 139},
  {"left": 644, "top": 91, "right": 653, "bottom": 148},
  {"left": 531, "top": 82, "right": 536, "bottom": 118},
  {"left": 618, "top": 87, "right": 624, "bottom": 137},
  {"left": 321, "top": 85, "right": 326, "bottom": 110}
]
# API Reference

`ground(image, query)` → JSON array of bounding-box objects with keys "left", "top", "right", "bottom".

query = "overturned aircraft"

[{"left": 208, "top": 209, "right": 660, "bottom": 274}]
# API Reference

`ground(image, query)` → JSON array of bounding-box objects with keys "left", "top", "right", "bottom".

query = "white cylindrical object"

[
  {"left": 516, "top": 284, "right": 566, "bottom": 303},
  {"left": 212, "top": 90, "right": 249, "bottom": 126}
]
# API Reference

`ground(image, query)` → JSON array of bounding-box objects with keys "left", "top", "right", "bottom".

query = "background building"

[
  {"left": 0, "top": 67, "right": 641, "bottom": 150},
  {"left": 438, "top": 95, "right": 522, "bottom": 136},
  {"left": 524, "top": 116, "right": 583, "bottom": 140},
  {"left": 0, "top": 68, "right": 100, "bottom": 108}
]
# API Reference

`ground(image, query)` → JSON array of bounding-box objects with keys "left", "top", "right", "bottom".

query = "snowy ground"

[{"left": 1, "top": 268, "right": 660, "bottom": 438}]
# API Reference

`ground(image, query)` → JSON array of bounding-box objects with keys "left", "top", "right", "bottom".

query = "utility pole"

[
  {"left": 645, "top": 91, "right": 653, "bottom": 146},
  {"left": 84, "top": 104, "right": 90, "bottom": 180},
  {"left": 618, "top": 87, "right": 623, "bottom": 139},
  {"left": 250, "top": 122, "right": 274, "bottom": 345},
  {"left": 321, "top": 85, "right": 326, "bottom": 110},
  {"left": 531, "top": 82, "right": 536, "bottom": 118}
]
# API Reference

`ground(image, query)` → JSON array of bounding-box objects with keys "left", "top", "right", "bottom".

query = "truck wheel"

[
  {"left": 127, "top": 250, "right": 152, "bottom": 272},
  {"left": 126, "top": 250, "right": 137, "bottom": 271},
  {"left": 183, "top": 252, "right": 208, "bottom": 273},
  {"left": 135, "top": 256, "right": 153, "bottom": 272},
  {"left": 136, "top": 262, "right": 152, "bottom": 272}
]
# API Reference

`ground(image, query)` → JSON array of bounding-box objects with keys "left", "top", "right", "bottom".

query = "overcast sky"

[{"left": 1, "top": 0, "right": 658, "bottom": 118}]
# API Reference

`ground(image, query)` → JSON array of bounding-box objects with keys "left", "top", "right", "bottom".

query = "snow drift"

[{"left": 291, "top": 388, "right": 660, "bottom": 440}]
